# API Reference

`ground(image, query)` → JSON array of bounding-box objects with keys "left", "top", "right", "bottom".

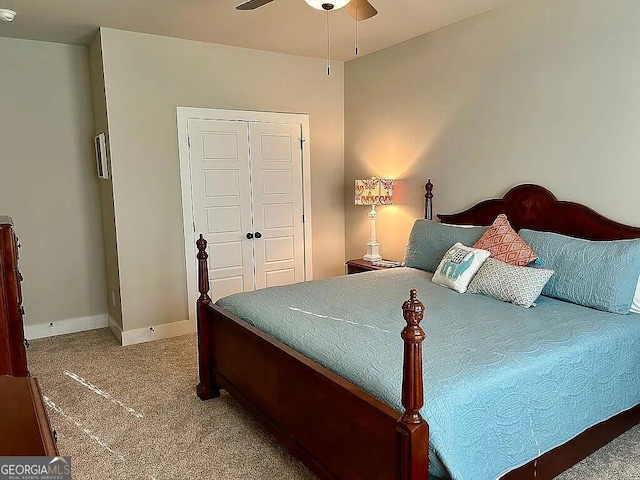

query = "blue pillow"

[
  {"left": 403, "top": 220, "right": 488, "bottom": 273},
  {"left": 519, "top": 229, "right": 640, "bottom": 314}
]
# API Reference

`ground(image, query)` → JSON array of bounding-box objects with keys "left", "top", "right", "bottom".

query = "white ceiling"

[{"left": 0, "top": 0, "right": 514, "bottom": 61}]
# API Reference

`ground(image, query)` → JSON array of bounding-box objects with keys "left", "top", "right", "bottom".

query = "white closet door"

[
  {"left": 250, "top": 122, "right": 305, "bottom": 289},
  {"left": 188, "top": 119, "right": 254, "bottom": 302}
]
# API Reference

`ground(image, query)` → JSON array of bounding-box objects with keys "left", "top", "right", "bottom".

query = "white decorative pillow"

[
  {"left": 467, "top": 258, "right": 554, "bottom": 308},
  {"left": 632, "top": 276, "right": 640, "bottom": 314},
  {"left": 432, "top": 243, "right": 490, "bottom": 293}
]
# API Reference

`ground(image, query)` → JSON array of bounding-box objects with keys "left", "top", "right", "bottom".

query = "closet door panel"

[
  {"left": 250, "top": 123, "right": 305, "bottom": 290},
  {"left": 188, "top": 119, "right": 254, "bottom": 302}
]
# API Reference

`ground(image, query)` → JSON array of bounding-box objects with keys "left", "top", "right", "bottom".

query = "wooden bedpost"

[
  {"left": 196, "top": 234, "right": 212, "bottom": 306},
  {"left": 425, "top": 179, "right": 433, "bottom": 221},
  {"left": 397, "top": 289, "right": 429, "bottom": 480},
  {"left": 196, "top": 234, "right": 220, "bottom": 400}
]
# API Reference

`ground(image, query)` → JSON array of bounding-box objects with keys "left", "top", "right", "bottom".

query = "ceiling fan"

[
  {"left": 236, "top": 0, "right": 378, "bottom": 20},
  {"left": 235, "top": 0, "right": 378, "bottom": 73}
]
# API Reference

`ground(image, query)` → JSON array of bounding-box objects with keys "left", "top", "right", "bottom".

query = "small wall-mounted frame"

[{"left": 94, "top": 133, "right": 109, "bottom": 180}]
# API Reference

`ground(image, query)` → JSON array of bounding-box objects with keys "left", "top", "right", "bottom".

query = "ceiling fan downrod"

[
  {"left": 325, "top": 8, "right": 332, "bottom": 75},
  {"left": 355, "top": 0, "right": 358, "bottom": 55}
]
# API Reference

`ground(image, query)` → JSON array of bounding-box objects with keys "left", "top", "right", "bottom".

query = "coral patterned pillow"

[{"left": 472, "top": 214, "right": 538, "bottom": 266}]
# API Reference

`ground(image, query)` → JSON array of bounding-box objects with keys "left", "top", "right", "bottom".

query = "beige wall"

[
  {"left": 88, "top": 32, "right": 123, "bottom": 328},
  {"left": 98, "top": 28, "right": 345, "bottom": 332},
  {"left": 345, "top": 0, "right": 640, "bottom": 262},
  {"left": 0, "top": 37, "right": 108, "bottom": 326}
]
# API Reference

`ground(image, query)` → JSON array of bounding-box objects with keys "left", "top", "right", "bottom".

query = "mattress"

[{"left": 216, "top": 267, "right": 640, "bottom": 480}]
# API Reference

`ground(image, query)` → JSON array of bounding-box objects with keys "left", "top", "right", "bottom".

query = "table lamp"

[{"left": 354, "top": 177, "right": 394, "bottom": 262}]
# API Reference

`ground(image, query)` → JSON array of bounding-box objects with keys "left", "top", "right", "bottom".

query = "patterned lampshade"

[{"left": 355, "top": 178, "right": 394, "bottom": 206}]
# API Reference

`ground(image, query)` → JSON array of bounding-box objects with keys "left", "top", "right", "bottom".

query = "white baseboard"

[
  {"left": 24, "top": 314, "right": 108, "bottom": 340},
  {"left": 108, "top": 315, "right": 123, "bottom": 344},
  {"left": 24, "top": 313, "right": 194, "bottom": 346},
  {"left": 120, "top": 319, "right": 195, "bottom": 346}
]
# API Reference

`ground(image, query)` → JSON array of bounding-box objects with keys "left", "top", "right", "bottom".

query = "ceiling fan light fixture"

[
  {"left": 0, "top": 8, "right": 16, "bottom": 22},
  {"left": 304, "top": 0, "right": 350, "bottom": 11}
]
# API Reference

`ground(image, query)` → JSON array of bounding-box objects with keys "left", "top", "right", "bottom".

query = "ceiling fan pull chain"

[{"left": 326, "top": 9, "right": 331, "bottom": 75}]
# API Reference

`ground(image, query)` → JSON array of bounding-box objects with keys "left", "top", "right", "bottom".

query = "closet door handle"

[
  {"left": 255, "top": 232, "right": 262, "bottom": 239},
  {"left": 246, "top": 233, "right": 254, "bottom": 239}
]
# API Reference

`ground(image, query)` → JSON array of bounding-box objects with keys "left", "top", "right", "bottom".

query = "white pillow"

[
  {"left": 432, "top": 243, "right": 491, "bottom": 293},
  {"left": 632, "top": 276, "right": 640, "bottom": 314}
]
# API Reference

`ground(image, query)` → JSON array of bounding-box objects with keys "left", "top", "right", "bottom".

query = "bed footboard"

[{"left": 195, "top": 235, "right": 429, "bottom": 480}]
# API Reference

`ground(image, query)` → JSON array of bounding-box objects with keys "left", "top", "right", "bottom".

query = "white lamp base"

[{"left": 363, "top": 242, "right": 382, "bottom": 262}]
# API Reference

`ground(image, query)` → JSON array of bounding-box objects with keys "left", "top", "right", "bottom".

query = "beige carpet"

[
  {"left": 27, "top": 329, "right": 639, "bottom": 480},
  {"left": 28, "top": 329, "right": 314, "bottom": 480}
]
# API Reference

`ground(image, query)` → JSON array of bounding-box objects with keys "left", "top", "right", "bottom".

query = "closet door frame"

[{"left": 177, "top": 107, "right": 313, "bottom": 328}]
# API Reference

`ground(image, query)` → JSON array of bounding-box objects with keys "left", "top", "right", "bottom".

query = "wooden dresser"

[
  {"left": 0, "top": 376, "right": 58, "bottom": 455},
  {"left": 0, "top": 216, "right": 28, "bottom": 376}
]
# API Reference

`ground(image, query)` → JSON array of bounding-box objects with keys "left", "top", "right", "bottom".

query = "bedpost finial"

[
  {"left": 403, "top": 289, "right": 425, "bottom": 328},
  {"left": 425, "top": 179, "right": 433, "bottom": 199},
  {"left": 197, "top": 234, "right": 207, "bottom": 254},
  {"left": 425, "top": 179, "right": 434, "bottom": 221}
]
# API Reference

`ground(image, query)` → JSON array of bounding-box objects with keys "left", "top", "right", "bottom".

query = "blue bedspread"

[{"left": 216, "top": 268, "right": 640, "bottom": 480}]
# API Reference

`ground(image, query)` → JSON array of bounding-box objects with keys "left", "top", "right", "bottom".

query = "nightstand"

[{"left": 345, "top": 259, "right": 400, "bottom": 275}]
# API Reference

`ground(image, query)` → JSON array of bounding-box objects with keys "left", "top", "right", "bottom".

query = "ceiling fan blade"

[
  {"left": 345, "top": 0, "right": 378, "bottom": 20},
  {"left": 236, "top": 0, "right": 276, "bottom": 10}
]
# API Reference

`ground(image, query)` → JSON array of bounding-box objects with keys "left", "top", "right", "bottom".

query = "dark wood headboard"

[{"left": 434, "top": 183, "right": 640, "bottom": 241}]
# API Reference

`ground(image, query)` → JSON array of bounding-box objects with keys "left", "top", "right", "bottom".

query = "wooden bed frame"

[{"left": 196, "top": 182, "right": 640, "bottom": 480}]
